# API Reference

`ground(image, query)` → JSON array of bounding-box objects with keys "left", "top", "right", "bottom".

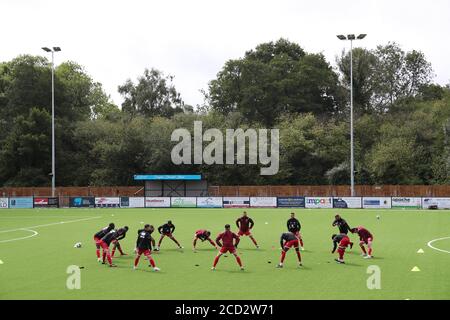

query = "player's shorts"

[
  {"left": 98, "top": 240, "right": 109, "bottom": 250},
  {"left": 360, "top": 237, "right": 373, "bottom": 245},
  {"left": 136, "top": 248, "right": 151, "bottom": 255},
  {"left": 219, "top": 246, "right": 236, "bottom": 254},
  {"left": 339, "top": 236, "right": 351, "bottom": 248},
  {"left": 284, "top": 239, "right": 299, "bottom": 250},
  {"left": 238, "top": 230, "right": 251, "bottom": 236},
  {"left": 93, "top": 236, "right": 101, "bottom": 243}
]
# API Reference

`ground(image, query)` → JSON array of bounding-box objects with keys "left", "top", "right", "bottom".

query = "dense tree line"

[{"left": 0, "top": 39, "right": 449, "bottom": 187}]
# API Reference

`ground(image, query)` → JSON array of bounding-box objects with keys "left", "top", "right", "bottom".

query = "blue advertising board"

[
  {"left": 277, "top": 197, "right": 305, "bottom": 208},
  {"left": 9, "top": 197, "right": 33, "bottom": 208},
  {"left": 69, "top": 197, "right": 95, "bottom": 208}
]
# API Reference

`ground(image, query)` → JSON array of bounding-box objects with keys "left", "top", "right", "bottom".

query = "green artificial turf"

[{"left": 0, "top": 208, "right": 449, "bottom": 300}]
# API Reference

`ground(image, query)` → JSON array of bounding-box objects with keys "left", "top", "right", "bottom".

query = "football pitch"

[{"left": 0, "top": 208, "right": 449, "bottom": 300}]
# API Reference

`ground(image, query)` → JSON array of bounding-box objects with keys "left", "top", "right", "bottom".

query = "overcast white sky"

[{"left": 1, "top": 0, "right": 449, "bottom": 107}]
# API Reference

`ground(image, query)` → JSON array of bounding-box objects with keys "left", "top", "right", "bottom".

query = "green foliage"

[
  {"left": 118, "top": 68, "right": 185, "bottom": 118},
  {"left": 208, "top": 39, "right": 342, "bottom": 126},
  {"left": 0, "top": 39, "right": 448, "bottom": 187}
]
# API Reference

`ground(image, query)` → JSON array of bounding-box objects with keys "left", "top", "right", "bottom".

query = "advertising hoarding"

[
  {"left": 197, "top": 197, "right": 223, "bottom": 208},
  {"left": 145, "top": 197, "right": 171, "bottom": 208},
  {"left": 223, "top": 197, "right": 250, "bottom": 208},
  {"left": 362, "top": 197, "right": 392, "bottom": 209}
]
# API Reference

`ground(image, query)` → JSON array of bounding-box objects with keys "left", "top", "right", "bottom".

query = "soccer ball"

[{"left": 74, "top": 242, "right": 82, "bottom": 248}]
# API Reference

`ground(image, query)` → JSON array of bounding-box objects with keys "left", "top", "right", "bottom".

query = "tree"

[
  {"left": 371, "top": 43, "right": 433, "bottom": 111},
  {"left": 0, "top": 108, "right": 51, "bottom": 186},
  {"left": 208, "top": 38, "right": 342, "bottom": 126},
  {"left": 118, "top": 68, "right": 185, "bottom": 118},
  {"left": 337, "top": 48, "right": 377, "bottom": 114}
]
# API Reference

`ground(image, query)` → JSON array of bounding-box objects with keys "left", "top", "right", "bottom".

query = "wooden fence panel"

[{"left": 1, "top": 185, "right": 449, "bottom": 197}]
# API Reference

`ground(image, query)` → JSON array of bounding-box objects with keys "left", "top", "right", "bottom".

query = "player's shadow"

[
  {"left": 215, "top": 269, "right": 253, "bottom": 274},
  {"left": 132, "top": 268, "right": 163, "bottom": 274},
  {"left": 194, "top": 248, "right": 217, "bottom": 252}
]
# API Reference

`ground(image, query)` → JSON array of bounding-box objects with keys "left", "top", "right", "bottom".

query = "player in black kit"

[
  {"left": 287, "top": 212, "right": 304, "bottom": 250},
  {"left": 134, "top": 224, "right": 160, "bottom": 271},
  {"left": 98, "top": 229, "right": 119, "bottom": 267},
  {"left": 93, "top": 223, "right": 115, "bottom": 262},
  {"left": 111, "top": 226, "right": 129, "bottom": 257},
  {"left": 156, "top": 220, "right": 183, "bottom": 250},
  {"left": 332, "top": 214, "right": 354, "bottom": 249}
]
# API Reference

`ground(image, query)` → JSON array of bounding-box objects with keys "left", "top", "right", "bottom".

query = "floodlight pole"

[
  {"left": 337, "top": 34, "right": 366, "bottom": 197},
  {"left": 51, "top": 50, "right": 55, "bottom": 198},
  {"left": 42, "top": 47, "right": 60, "bottom": 198},
  {"left": 349, "top": 39, "right": 354, "bottom": 197}
]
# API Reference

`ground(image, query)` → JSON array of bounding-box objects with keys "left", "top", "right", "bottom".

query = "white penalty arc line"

[
  {"left": 427, "top": 237, "right": 450, "bottom": 254},
  {"left": 0, "top": 216, "right": 101, "bottom": 244},
  {"left": 0, "top": 229, "right": 38, "bottom": 243}
]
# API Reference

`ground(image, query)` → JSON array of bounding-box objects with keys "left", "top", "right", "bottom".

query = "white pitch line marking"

[
  {"left": 0, "top": 229, "right": 38, "bottom": 243},
  {"left": 427, "top": 237, "right": 450, "bottom": 254},
  {"left": 0, "top": 216, "right": 101, "bottom": 244},
  {"left": 0, "top": 216, "right": 101, "bottom": 234}
]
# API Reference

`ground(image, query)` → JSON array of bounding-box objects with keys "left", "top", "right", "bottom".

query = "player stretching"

[
  {"left": 277, "top": 232, "right": 302, "bottom": 268},
  {"left": 287, "top": 212, "right": 304, "bottom": 250},
  {"left": 193, "top": 230, "right": 217, "bottom": 252},
  {"left": 111, "top": 226, "right": 129, "bottom": 257},
  {"left": 352, "top": 226, "right": 374, "bottom": 259},
  {"left": 332, "top": 234, "right": 351, "bottom": 264},
  {"left": 236, "top": 211, "right": 259, "bottom": 248},
  {"left": 134, "top": 224, "right": 160, "bottom": 271},
  {"left": 156, "top": 220, "right": 183, "bottom": 250},
  {"left": 93, "top": 223, "right": 115, "bottom": 262},
  {"left": 332, "top": 214, "right": 353, "bottom": 248},
  {"left": 212, "top": 224, "right": 244, "bottom": 271},
  {"left": 98, "top": 229, "right": 119, "bottom": 267}
]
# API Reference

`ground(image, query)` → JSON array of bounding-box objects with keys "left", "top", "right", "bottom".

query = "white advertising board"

[
  {"left": 305, "top": 197, "right": 333, "bottom": 209},
  {"left": 145, "top": 197, "right": 171, "bottom": 208},
  {"left": 197, "top": 197, "right": 223, "bottom": 208},
  {"left": 362, "top": 197, "right": 392, "bottom": 209},
  {"left": 250, "top": 197, "right": 277, "bottom": 208},
  {"left": 422, "top": 198, "right": 450, "bottom": 209},
  {"left": 223, "top": 197, "right": 250, "bottom": 208}
]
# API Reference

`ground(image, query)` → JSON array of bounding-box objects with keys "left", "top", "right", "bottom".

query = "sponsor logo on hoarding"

[
  {"left": 332, "top": 197, "right": 362, "bottom": 209},
  {"left": 307, "top": 198, "right": 332, "bottom": 205},
  {"left": 34, "top": 198, "right": 49, "bottom": 205},
  {"left": 277, "top": 197, "right": 306, "bottom": 208},
  {"left": 223, "top": 197, "right": 250, "bottom": 208},
  {"left": 197, "top": 197, "right": 222, "bottom": 208},
  {"left": 9, "top": 197, "right": 34, "bottom": 209},
  {"left": 0, "top": 198, "right": 9, "bottom": 208},
  {"left": 70, "top": 197, "right": 95, "bottom": 208},
  {"left": 171, "top": 197, "right": 197, "bottom": 208},
  {"left": 145, "top": 197, "right": 171, "bottom": 208},
  {"left": 250, "top": 197, "right": 277, "bottom": 207}
]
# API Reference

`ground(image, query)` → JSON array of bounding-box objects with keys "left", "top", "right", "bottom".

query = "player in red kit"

[
  {"left": 212, "top": 224, "right": 244, "bottom": 271},
  {"left": 134, "top": 224, "right": 160, "bottom": 271},
  {"left": 352, "top": 226, "right": 374, "bottom": 259},
  {"left": 332, "top": 234, "right": 351, "bottom": 264},
  {"left": 93, "top": 223, "right": 115, "bottom": 262},
  {"left": 193, "top": 229, "right": 217, "bottom": 252},
  {"left": 236, "top": 211, "right": 259, "bottom": 248},
  {"left": 277, "top": 232, "right": 302, "bottom": 268}
]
